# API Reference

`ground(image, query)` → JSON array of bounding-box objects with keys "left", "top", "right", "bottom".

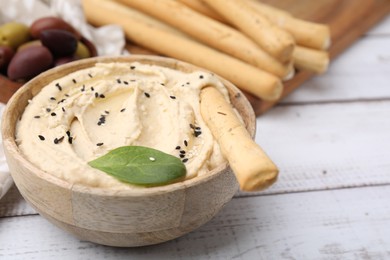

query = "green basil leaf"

[{"left": 88, "top": 146, "right": 186, "bottom": 186}]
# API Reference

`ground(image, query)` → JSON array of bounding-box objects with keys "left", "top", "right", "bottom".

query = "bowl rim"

[{"left": 1, "top": 55, "right": 255, "bottom": 197}]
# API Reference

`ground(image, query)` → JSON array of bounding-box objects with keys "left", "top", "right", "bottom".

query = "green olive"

[
  {"left": 74, "top": 41, "right": 91, "bottom": 59},
  {"left": 0, "top": 22, "right": 30, "bottom": 49}
]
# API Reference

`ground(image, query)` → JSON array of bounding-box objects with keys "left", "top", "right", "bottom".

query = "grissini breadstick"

[
  {"left": 245, "top": 0, "right": 331, "bottom": 50},
  {"left": 177, "top": 0, "right": 225, "bottom": 22},
  {"left": 200, "top": 86, "right": 278, "bottom": 191},
  {"left": 293, "top": 46, "right": 329, "bottom": 74},
  {"left": 118, "top": 0, "right": 293, "bottom": 80},
  {"left": 203, "top": 0, "right": 295, "bottom": 63},
  {"left": 82, "top": 0, "right": 283, "bottom": 101},
  {"left": 179, "top": 0, "right": 331, "bottom": 51}
]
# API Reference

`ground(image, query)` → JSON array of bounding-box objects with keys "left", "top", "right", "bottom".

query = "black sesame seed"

[
  {"left": 120, "top": 108, "right": 126, "bottom": 112},
  {"left": 186, "top": 82, "right": 190, "bottom": 85},
  {"left": 144, "top": 92, "right": 150, "bottom": 98},
  {"left": 72, "top": 78, "right": 77, "bottom": 84},
  {"left": 99, "top": 94, "right": 105, "bottom": 98},
  {"left": 34, "top": 116, "right": 40, "bottom": 119},
  {"left": 57, "top": 99, "right": 66, "bottom": 104},
  {"left": 81, "top": 85, "right": 86, "bottom": 92},
  {"left": 179, "top": 154, "right": 185, "bottom": 158},
  {"left": 95, "top": 92, "right": 99, "bottom": 98},
  {"left": 117, "top": 79, "right": 121, "bottom": 84},
  {"left": 55, "top": 83, "right": 62, "bottom": 91},
  {"left": 130, "top": 66, "right": 136, "bottom": 70},
  {"left": 88, "top": 73, "right": 93, "bottom": 78},
  {"left": 96, "top": 142, "right": 104, "bottom": 146},
  {"left": 51, "top": 112, "right": 56, "bottom": 116},
  {"left": 66, "top": 130, "right": 71, "bottom": 137},
  {"left": 97, "top": 115, "right": 106, "bottom": 125},
  {"left": 175, "top": 146, "right": 181, "bottom": 150},
  {"left": 182, "top": 158, "right": 189, "bottom": 163},
  {"left": 189, "top": 124, "right": 195, "bottom": 129},
  {"left": 91, "top": 86, "right": 95, "bottom": 91},
  {"left": 170, "top": 96, "right": 176, "bottom": 99},
  {"left": 65, "top": 94, "right": 70, "bottom": 97},
  {"left": 195, "top": 126, "right": 201, "bottom": 130},
  {"left": 217, "top": 111, "right": 227, "bottom": 115},
  {"left": 38, "top": 135, "right": 45, "bottom": 141},
  {"left": 105, "top": 110, "right": 110, "bottom": 114},
  {"left": 184, "top": 140, "right": 188, "bottom": 146},
  {"left": 46, "top": 108, "right": 51, "bottom": 112},
  {"left": 180, "top": 150, "right": 186, "bottom": 154},
  {"left": 160, "top": 83, "right": 165, "bottom": 86},
  {"left": 123, "top": 81, "right": 129, "bottom": 85},
  {"left": 62, "top": 107, "right": 65, "bottom": 112},
  {"left": 50, "top": 97, "right": 56, "bottom": 101},
  {"left": 194, "top": 131, "right": 202, "bottom": 137},
  {"left": 199, "top": 75, "right": 204, "bottom": 79},
  {"left": 68, "top": 137, "right": 73, "bottom": 144},
  {"left": 54, "top": 136, "right": 64, "bottom": 144}
]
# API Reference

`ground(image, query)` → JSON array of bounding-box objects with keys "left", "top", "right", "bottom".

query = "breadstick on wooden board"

[
  {"left": 203, "top": 0, "right": 295, "bottom": 63},
  {"left": 82, "top": 0, "right": 283, "bottom": 101},
  {"left": 293, "top": 46, "right": 329, "bottom": 74},
  {"left": 177, "top": 0, "right": 225, "bottom": 22},
  {"left": 200, "top": 86, "right": 278, "bottom": 191},
  {"left": 117, "top": 0, "right": 293, "bottom": 80},
  {"left": 245, "top": 0, "right": 331, "bottom": 50},
  {"left": 179, "top": 0, "right": 331, "bottom": 51}
]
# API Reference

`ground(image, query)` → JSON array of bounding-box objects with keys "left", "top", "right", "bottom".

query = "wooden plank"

[
  {"left": 251, "top": 100, "right": 390, "bottom": 196},
  {"left": 1, "top": 185, "right": 389, "bottom": 259}
]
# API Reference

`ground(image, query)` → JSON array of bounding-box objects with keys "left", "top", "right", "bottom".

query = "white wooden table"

[{"left": 1, "top": 16, "right": 390, "bottom": 260}]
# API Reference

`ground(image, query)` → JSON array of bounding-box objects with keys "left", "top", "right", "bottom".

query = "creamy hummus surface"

[{"left": 16, "top": 62, "right": 231, "bottom": 189}]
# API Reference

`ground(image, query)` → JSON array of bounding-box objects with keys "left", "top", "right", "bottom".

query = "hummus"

[{"left": 16, "top": 62, "right": 231, "bottom": 189}]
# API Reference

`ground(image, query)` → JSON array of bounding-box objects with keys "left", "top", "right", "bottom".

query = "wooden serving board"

[
  {"left": 248, "top": 0, "right": 390, "bottom": 115},
  {"left": 1, "top": 0, "right": 389, "bottom": 115}
]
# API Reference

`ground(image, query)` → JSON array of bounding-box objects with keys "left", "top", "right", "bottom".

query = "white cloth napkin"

[{"left": 0, "top": 0, "right": 127, "bottom": 199}]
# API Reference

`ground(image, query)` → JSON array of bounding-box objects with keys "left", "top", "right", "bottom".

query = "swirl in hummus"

[{"left": 16, "top": 62, "right": 231, "bottom": 189}]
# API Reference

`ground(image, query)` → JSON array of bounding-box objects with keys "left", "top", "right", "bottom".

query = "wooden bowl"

[{"left": 1, "top": 55, "right": 256, "bottom": 247}]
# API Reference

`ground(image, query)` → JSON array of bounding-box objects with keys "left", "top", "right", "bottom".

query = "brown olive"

[
  {"left": 40, "top": 29, "right": 77, "bottom": 57},
  {"left": 30, "top": 16, "right": 81, "bottom": 39},
  {"left": 0, "top": 45, "right": 14, "bottom": 70},
  {"left": 54, "top": 56, "right": 78, "bottom": 67},
  {"left": 17, "top": 40, "right": 42, "bottom": 52},
  {"left": 7, "top": 46, "right": 53, "bottom": 81}
]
